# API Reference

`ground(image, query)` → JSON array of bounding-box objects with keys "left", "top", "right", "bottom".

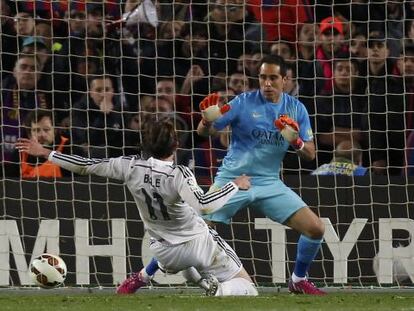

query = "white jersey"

[{"left": 48, "top": 152, "right": 239, "bottom": 244}]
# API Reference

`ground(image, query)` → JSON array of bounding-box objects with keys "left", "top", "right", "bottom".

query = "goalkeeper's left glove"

[
  {"left": 199, "top": 93, "right": 231, "bottom": 124},
  {"left": 274, "top": 115, "right": 304, "bottom": 150}
]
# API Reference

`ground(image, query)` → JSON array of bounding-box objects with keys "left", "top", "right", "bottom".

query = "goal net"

[{"left": 1, "top": 0, "right": 414, "bottom": 288}]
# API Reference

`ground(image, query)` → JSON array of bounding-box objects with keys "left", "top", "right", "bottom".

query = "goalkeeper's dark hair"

[
  {"left": 140, "top": 117, "right": 178, "bottom": 159},
  {"left": 259, "top": 54, "right": 287, "bottom": 77}
]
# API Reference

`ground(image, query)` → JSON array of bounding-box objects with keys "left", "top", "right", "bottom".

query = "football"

[{"left": 29, "top": 253, "right": 67, "bottom": 289}]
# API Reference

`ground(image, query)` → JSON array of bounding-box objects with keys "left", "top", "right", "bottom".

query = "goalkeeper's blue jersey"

[{"left": 213, "top": 90, "right": 313, "bottom": 180}]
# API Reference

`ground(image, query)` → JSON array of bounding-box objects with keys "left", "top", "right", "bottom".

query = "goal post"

[{"left": 1, "top": 1, "right": 413, "bottom": 288}]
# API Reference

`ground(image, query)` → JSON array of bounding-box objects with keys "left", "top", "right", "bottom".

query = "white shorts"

[{"left": 149, "top": 228, "right": 242, "bottom": 282}]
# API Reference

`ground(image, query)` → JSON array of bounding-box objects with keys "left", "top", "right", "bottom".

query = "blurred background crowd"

[{"left": 1, "top": 0, "right": 414, "bottom": 183}]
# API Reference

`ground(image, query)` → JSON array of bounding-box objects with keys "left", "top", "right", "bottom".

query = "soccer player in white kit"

[{"left": 15, "top": 118, "right": 258, "bottom": 296}]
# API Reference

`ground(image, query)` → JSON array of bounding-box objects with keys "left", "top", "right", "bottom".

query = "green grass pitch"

[{"left": 1, "top": 292, "right": 413, "bottom": 311}]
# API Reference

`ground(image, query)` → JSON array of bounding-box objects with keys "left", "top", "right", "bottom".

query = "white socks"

[
  {"left": 291, "top": 272, "right": 306, "bottom": 283},
  {"left": 139, "top": 268, "right": 151, "bottom": 283},
  {"left": 216, "top": 277, "right": 258, "bottom": 296}
]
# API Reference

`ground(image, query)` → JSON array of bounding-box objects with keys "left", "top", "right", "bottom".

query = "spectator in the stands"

[
  {"left": 311, "top": 140, "right": 367, "bottom": 176},
  {"left": 35, "top": 20, "right": 52, "bottom": 50},
  {"left": 398, "top": 45, "right": 414, "bottom": 176},
  {"left": 228, "top": 72, "right": 250, "bottom": 95},
  {"left": 158, "top": 0, "right": 207, "bottom": 22},
  {"left": 177, "top": 21, "right": 209, "bottom": 77},
  {"left": 21, "top": 37, "right": 49, "bottom": 69},
  {"left": 315, "top": 55, "right": 365, "bottom": 166},
  {"left": 1, "top": 55, "right": 49, "bottom": 164},
  {"left": 407, "top": 1, "right": 414, "bottom": 20},
  {"left": 155, "top": 75, "right": 200, "bottom": 128},
  {"left": 56, "top": 4, "right": 139, "bottom": 111},
  {"left": 13, "top": 11, "right": 35, "bottom": 39},
  {"left": 124, "top": 110, "right": 153, "bottom": 156},
  {"left": 397, "top": 45, "right": 414, "bottom": 132},
  {"left": 21, "top": 35, "right": 71, "bottom": 123},
  {"left": 316, "top": 16, "right": 348, "bottom": 94},
  {"left": 361, "top": 31, "right": 405, "bottom": 175},
  {"left": 270, "top": 42, "right": 295, "bottom": 64},
  {"left": 6, "top": 110, "right": 78, "bottom": 178},
  {"left": 404, "top": 20, "right": 414, "bottom": 60},
  {"left": 296, "top": 22, "right": 324, "bottom": 110},
  {"left": 152, "top": 21, "right": 209, "bottom": 103},
  {"left": 350, "top": 28, "right": 368, "bottom": 76},
  {"left": 284, "top": 63, "right": 299, "bottom": 97},
  {"left": 72, "top": 75, "right": 124, "bottom": 158},
  {"left": 137, "top": 94, "right": 190, "bottom": 159},
  {"left": 1, "top": 0, "right": 17, "bottom": 79},
  {"left": 241, "top": 52, "right": 264, "bottom": 89},
  {"left": 370, "top": 1, "right": 404, "bottom": 58},
  {"left": 247, "top": 0, "right": 313, "bottom": 42},
  {"left": 67, "top": 10, "right": 86, "bottom": 37},
  {"left": 158, "top": 20, "right": 185, "bottom": 41},
  {"left": 145, "top": 80, "right": 191, "bottom": 149},
  {"left": 207, "top": 0, "right": 264, "bottom": 75}
]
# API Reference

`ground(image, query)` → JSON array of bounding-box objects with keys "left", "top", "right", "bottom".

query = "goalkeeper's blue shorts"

[{"left": 203, "top": 177, "right": 306, "bottom": 224}]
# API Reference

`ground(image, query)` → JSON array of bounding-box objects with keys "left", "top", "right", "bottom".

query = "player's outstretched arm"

[
  {"left": 274, "top": 116, "right": 315, "bottom": 161},
  {"left": 197, "top": 93, "right": 230, "bottom": 137},
  {"left": 176, "top": 166, "right": 250, "bottom": 215},
  {"left": 15, "top": 138, "right": 128, "bottom": 180}
]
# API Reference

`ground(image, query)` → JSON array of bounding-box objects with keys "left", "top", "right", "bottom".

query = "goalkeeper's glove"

[
  {"left": 199, "top": 93, "right": 231, "bottom": 124},
  {"left": 274, "top": 115, "right": 304, "bottom": 150}
]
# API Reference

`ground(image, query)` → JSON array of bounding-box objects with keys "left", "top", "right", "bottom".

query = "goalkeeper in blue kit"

[
  {"left": 120, "top": 55, "right": 326, "bottom": 295},
  {"left": 197, "top": 55, "right": 326, "bottom": 295}
]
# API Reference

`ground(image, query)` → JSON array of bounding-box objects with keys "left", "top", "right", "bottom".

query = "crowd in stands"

[{"left": 1, "top": 0, "right": 414, "bottom": 183}]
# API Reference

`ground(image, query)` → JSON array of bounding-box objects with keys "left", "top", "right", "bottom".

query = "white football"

[{"left": 29, "top": 253, "right": 67, "bottom": 289}]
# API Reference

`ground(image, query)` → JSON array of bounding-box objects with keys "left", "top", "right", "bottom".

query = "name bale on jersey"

[{"left": 144, "top": 174, "right": 161, "bottom": 187}]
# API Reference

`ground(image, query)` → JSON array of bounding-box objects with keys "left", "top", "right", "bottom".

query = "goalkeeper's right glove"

[{"left": 199, "top": 93, "right": 231, "bottom": 124}]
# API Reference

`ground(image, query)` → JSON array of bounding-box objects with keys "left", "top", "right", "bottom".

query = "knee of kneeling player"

[{"left": 307, "top": 219, "right": 325, "bottom": 239}]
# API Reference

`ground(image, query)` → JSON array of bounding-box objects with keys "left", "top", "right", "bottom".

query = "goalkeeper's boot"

[
  {"left": 204, "top": 274, "right": 220, "bottom": 296},
  {"left": 116, "top": 271, "right": 147, "bottom": 294},
  {"left": 288, "top": 279, "right": 326, "bottom": 295}
]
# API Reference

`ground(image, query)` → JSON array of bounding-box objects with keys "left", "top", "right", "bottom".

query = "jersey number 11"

[{"left": 142, "top": 189, "right": 171, "bottom": 220}]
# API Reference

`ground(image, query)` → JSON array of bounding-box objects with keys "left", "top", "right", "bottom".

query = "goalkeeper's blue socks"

[{"left": 293, "top": 235, "right": 323, "bottom": 279}]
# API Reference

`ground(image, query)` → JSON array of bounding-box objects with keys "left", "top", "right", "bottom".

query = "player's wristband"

[{"left": 292, "top": 138, "right": 305, "bottom": 151}]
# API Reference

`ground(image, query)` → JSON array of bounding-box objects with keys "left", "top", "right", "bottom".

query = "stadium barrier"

[{"left": 1, "top": 176, "right": 413, "bottom": 287}]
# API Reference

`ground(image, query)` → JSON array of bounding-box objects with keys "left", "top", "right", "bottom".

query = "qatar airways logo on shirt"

[{"left": 251, "top": 129, "right": 285, "bottom": 145}]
